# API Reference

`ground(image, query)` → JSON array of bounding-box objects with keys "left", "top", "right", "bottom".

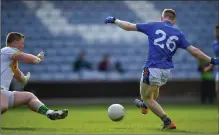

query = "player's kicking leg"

[
  {"left": 1, "top": 90, "right": 68, "bottom": 120},
  {"left": 141, "top": 83, "right": 176, "bottom": 129},
  {"left": 135, "top": 68, "right": 176, "bottom": 129}
]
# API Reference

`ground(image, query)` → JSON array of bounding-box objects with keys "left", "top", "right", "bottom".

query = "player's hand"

[
  {"left": 21, "top": 72, "right": 30, "bottom": 88},
  {"left": 37, "top": 51, "right": 45, "bottom": 61},
  {"left": 204, "top": 64, "right": 213, "bottom": 72},
  {"left": 105, "top": 16, "right": 116, "bottom": 24},
  {"left": 210, "top": 58, "right": 219, "bottom": 65}
]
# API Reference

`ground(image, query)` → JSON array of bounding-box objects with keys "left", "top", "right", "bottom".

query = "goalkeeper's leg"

[{"left": 12, "top": 91, "right": 68, "bottom": 120}]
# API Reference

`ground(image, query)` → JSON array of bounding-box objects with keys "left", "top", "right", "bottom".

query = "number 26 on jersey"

[{"left": 154, "top": 30, "right": 179, "bottom": 52}]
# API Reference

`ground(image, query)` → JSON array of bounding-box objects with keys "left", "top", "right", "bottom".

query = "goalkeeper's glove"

[
  {"left": 37, "top": 51, "right": 45, "bottom": 60},
  {"left": 105, "top": 16, "right": 116, "bottom": 24},
  {"left": 210, "top": 58, "right": 219, "bottom": 65},
  {"left": 21, "top": 72, "right": 30, "bottom": 88},
  {"left": 34, "top": 51, "right": 45, "bottom": 64}
]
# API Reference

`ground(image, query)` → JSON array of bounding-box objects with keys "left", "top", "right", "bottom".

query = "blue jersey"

[{"left": 136, "top": 21, "right": 190, "bottom": 69}]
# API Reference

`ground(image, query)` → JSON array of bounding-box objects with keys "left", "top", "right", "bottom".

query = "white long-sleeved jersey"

[{"left": 1, "top": 47, "right": 21, "bottom": 90}]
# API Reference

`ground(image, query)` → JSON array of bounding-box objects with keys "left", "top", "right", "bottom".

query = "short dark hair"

[
  {"left": 6, "top": 32, "right": 24, "bottom": 46},
  {"left": 162, "top": 9, "right": 176, "bottom": 20}
]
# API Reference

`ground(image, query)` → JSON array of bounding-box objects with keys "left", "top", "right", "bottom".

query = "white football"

[{"left": 108, "top": 104, "right": 125, "bottom": 121}]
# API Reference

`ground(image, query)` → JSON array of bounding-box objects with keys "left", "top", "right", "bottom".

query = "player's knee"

[
  {"left": 153, "top": 93, "right": 159, "bottom": 100},
  {"left": 26, "top": 92, "right": 36, "bottom": 100},
  {"left": 153, "top": 95, "right": 158, "bottom": 100},
  {"left": 144, "top": 98, "right": 154, "bottom": 105},
  {"left": 142, "top": 94, "right": 153, "bottom": 101},
  {"left": 20, "top": 92, "right": 36, "bottom": 103}
]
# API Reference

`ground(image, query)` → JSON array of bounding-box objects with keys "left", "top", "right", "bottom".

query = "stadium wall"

[{"left": 25, "top": 80, "right": 201, "bottom": 99}]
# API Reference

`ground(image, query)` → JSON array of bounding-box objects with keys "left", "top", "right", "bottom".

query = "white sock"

[{"left": 46, "top": 110, "right": 54, "bottom": 115}]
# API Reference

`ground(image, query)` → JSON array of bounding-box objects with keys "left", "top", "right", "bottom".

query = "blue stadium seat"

[{"left": 1, "top": 1, "right": 218, "bottom": 80}]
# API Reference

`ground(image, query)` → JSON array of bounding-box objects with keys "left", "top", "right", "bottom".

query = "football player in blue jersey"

[{"left": 105, "top": 9, "right": 219, "bottom": 129}]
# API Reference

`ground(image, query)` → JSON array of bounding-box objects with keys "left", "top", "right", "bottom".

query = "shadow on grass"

[
  {"left": 148, "top": 127, "right": 204, "bottom": 134},
  {"left": 2, "top": 127, "right": 56, "bottom": 132}
]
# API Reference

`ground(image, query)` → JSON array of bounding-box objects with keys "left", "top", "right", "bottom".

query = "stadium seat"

[{"left": 1, "top": 1, "right": 218, "bottom": 80}]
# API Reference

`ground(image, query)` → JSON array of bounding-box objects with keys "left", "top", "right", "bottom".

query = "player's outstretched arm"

[
  {"left": 186, "top": 46, "right": 219, "bottom": 65},
  {"left": 13, "top": 51, "right": 44, "bottom": 64},
  {"left": 105, "top": 16, "right": 137, "bottom": 31}
]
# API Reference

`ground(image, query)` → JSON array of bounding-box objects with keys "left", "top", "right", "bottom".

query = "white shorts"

[
  {"left": 140, "top": 68, "right": 170, "bottom": 86},
  {"left": 216, "top": 72, "right": 219, "bottom": 82},
  {"left": 1, "top": 87, "right": 15, "bottom": 108}
]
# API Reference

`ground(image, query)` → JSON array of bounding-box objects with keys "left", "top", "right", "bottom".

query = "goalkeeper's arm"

[{"left": 13, "top": 52, "right": 44, "bottom": 64}]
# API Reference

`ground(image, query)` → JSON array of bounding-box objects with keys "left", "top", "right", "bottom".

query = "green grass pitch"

[{"left": 1, "top": 104, "right": 218, "bottom": 134}]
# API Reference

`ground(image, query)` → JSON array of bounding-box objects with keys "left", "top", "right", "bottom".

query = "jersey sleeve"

[
  {"left": 136, "top": 23, "right": 153, "bottom": 35},
  {"left": 179, "top": 32, "right": 191, "bottom": 49},
  {"left": 3, "top": 47, "right": 22, "bottom": 60}
]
